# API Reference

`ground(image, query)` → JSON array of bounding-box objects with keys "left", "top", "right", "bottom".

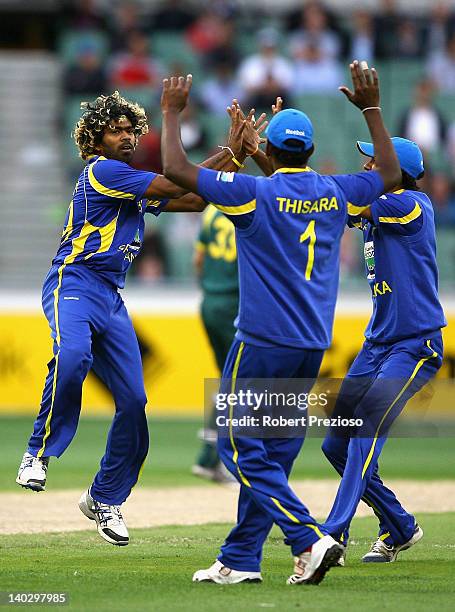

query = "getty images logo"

[{"left": 285, "top": 128, "right": 306, "bottom": 136}]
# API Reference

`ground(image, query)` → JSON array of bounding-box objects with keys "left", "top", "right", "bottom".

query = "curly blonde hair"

[{"left": 73, "top": 91, "right": 149, "bottom": 160}]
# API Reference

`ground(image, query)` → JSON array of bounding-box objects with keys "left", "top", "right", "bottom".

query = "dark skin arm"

[
  {"left": 161, "top": 75, "right": 241, "bottom": 192},
  {"left": 340, "top": 60, "right": 401, "bottom": 191},
  {"left": 147, "top": 77, "right": 248, "bottom": 203},
  {"left": 161, "top": 192, "right": 206, "bottom": 212}
]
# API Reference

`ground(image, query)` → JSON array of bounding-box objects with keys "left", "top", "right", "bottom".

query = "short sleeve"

[
  {"left": 197, "top": 168, "right": 257, "bottom": 228},
  {"left": 370, "top": 192, "right": 423, "bottom": 235},
  {"left": 89, "top": 158, "right": 157, "bottom": 203},
  {"left": 144, "top": 198, "right": 169, "bottom": 217},
  {"left": 331, "top": 171, "right": 385, "bottom": 214}
]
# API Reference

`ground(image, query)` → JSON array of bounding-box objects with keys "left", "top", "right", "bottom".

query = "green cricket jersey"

[{"left": 196, "top": 206, "right": 239, "bottom": 295}]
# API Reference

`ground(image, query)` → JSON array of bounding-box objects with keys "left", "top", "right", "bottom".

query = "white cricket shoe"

[
  {"left": 16, "top": 452, "right": 49, "bottom": 491},
  {"left": 78, "top": 490, "right": 129, "bottom": 546},
  {"left": 287, "top": 536, "right": 344, "bottom": 585},
  {"left": 292, "top": 546, "right": 346, "bottom": 575},
  {"left": 362, "top": 524, "right": 423, "bottom": 563},
  {"left": 192, "top": 560, "right": 262, "bottom": 584}
]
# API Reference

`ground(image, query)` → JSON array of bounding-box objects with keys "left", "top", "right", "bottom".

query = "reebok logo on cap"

[
  {"left": 266, "top": 108, "right": 313, "bottom": 152},
  {"left": 286, "top": 129, "right": 306, "bottom": 136}
]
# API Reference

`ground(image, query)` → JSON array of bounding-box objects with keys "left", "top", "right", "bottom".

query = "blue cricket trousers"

[
  {"left": 217, "top": 338, "right": 326, "bottom": 572},
  {"left": 322, "top": 332, "right": 443, "bottom": 546},
  {"left": 27, "top": 264, "right": 148, "bottom": 505}
]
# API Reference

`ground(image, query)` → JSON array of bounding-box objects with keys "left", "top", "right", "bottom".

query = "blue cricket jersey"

[
  {"left": 197, "top": 166, "right": 385, "bottom": 349},
  {"left": 349, "top": 188, "right": 447, "bottom": 342},
  {"left": 52, "top": 156, "right": 167, "bottom": 288}
]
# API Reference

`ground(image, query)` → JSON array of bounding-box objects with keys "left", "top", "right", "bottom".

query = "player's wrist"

[{"left": 361, "top": 106, "right": 382, "bottom": 114}]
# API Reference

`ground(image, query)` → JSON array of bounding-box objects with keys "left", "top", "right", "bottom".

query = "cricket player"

[
  {"left": 192, "top": 207, "right": 239, "bottom": 483},
  {"left": 321, "top": 137, "right": 446, "bottom": 562},
  {"left": 159, "top": 62, "right": 401, "bottom": 585},
  {"left": 16, "top": 90, "right": 251, "bottom": 546}
]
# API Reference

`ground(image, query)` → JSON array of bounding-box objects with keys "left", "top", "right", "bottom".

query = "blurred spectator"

[
  {"left": 425, "top": 2, "right": 455, "bottom": 54},
  {"left": 131, "top": 124, "right": 162, "bottom": 174},
  {"left": 201, "top": 53, "right": 239, "bottom": 116},
  {"left": 180, "top": 102, "right": 208, "bottom": 152},
  {"left": 398, "top": 79, "right": 447, "bottom": 154},
  {"left": 289, "top": 2, "right": 341, "bottom": 61},
  {"left": 349, "top": 10, "right": 374, "bottom": 63},
  {"left": 63, "top": 41, "right": 106, "bottom": 96},
  {"left": 186, "top": 10, "right": 236, "bottom": 60},
  {"left": 133, "top": 231, "right": 168, "bottom": 282},
  {"left": 290, "top": 38, "right": 342, "bottom": 95},
  {"left": 109, "top": 31, "right": 162, "bottom": 89},
  {"left": 61, "top": 0, "right": 107, "bottom": 31},
  {"left": 150, "top": 0, "right": 196, "bottom": 32},
  {"left": 374, "top": 0, "right": 399, "bottom": 59},
  {"left": 429, "top": 172, "right": 455, "bottom": 226},
  {"left": 238, "top": 28, "right": 293, "bottom": 110},
  {"left": 107, "top": 1, "right": 149, "bottom": 53},
  {"left": 426, "top": 34, "right": 455, "bottom": 92},
  {"left": 395, "top": 19, "right": 425, "bottom": 59}
]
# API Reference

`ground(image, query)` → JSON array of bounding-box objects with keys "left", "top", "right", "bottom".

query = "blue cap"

[
  {"left": 266, "top": 108, "right": 313, "bottom": 152},
  {"left": 357, "top": 137, "right": 424, "bottom": 179}
]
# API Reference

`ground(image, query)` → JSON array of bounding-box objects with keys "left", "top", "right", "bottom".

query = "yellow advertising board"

[{"left": 0, "top": 306, "right": 453, "bottom": 416}]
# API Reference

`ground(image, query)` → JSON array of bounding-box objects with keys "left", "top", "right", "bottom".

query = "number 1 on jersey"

[{"left": 300, "top": 220, "right": 316, "bottom": 281}]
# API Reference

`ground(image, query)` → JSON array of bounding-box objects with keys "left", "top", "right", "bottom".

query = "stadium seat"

[
  {"left": 58, "top": 30, "right": 109, "bottom": 65},
  {"left": 150, "top": 32, "right": 202, "bottom": 80}
]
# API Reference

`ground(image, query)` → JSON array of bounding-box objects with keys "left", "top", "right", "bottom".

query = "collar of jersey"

[
  {"left": 272, "top": 167, "right": 313, "bottom": 175},
  {"left": 87, "top": 155, "right": 106, "bottom": 164}
]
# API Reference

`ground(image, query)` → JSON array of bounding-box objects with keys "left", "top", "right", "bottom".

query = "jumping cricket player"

[{"left": 16, "top": 90, "right": 251, "bottom": 546}]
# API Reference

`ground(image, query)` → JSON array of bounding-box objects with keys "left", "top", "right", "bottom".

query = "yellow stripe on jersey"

[
  {"left": 212, "top": 199, "right": 256, "bottom": 216},
  {"left": 272, "top": 167, "right": 313, "bottom": 175},
  {"left": 64, "top": 209, "right": 122, "bottom": 264},
  {"left": 146, "top": 199, "right": 162, "bottom": 208},
  {"left": 61, "top": 200, "right": 74, "bottom": 242},
  {"left": 378, "top": 202, "right": 422, "bottom": 225},
  {"left": 348, "top": 202, "right": 370, "bottom": 216},
  {"left": 88, "top": 157, "right": 135, "bottom": 200}
]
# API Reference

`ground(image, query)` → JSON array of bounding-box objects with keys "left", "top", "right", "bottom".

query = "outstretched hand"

[
  {"left": 339, "top": 60, "right": 379, "bottom": 111},
  {"left": 161, "top": 74, "right": 192, "bottom": 113}
]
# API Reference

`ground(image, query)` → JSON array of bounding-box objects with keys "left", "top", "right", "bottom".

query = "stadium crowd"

[{"left": 57, "top": 0, "right": 455, "bottom": 282}]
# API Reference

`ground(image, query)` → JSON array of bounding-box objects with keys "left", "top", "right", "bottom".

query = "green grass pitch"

[
  {"left": 1, "top": 515, "right": 454, "bottom": 612},
  {"left": 1, "top": 416, "right": 454, "bottom": 491},
  {"left": 1, "top": 416, "right": 454, "bottom": 610}
]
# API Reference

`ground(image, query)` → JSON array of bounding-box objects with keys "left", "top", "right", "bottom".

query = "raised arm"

[
  {"left": 145, "top": 77, "right": 249, "bottom": 199},
  {"left": 160, "top": 75, "right": 250, "bottom": 192},
  {"left": 339, "top": 61, "right": 400, "bottom": 191}
]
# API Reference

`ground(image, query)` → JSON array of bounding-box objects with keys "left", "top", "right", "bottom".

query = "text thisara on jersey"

[{"left": 276, "top": 196, "right": 339, "bottom": 214}]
